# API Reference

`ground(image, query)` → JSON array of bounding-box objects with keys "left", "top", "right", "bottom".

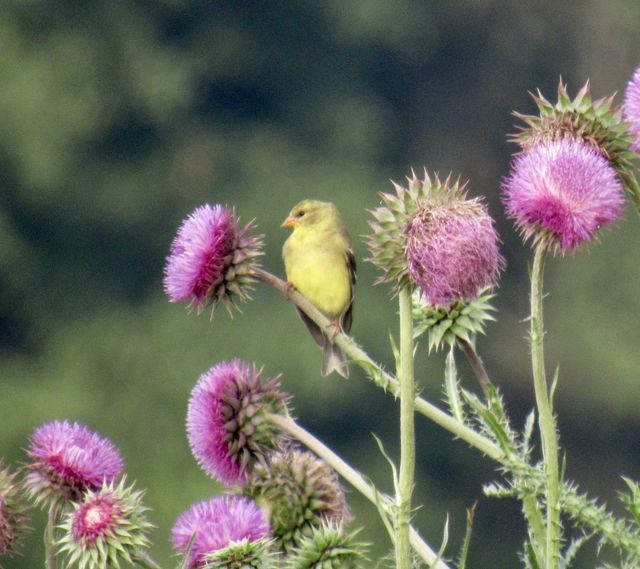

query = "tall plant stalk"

[
  {"left": 530, "top": 242, "right": 561, "bottom": 568},
  {"left": 45, "top": 503, "right": 59, "bottom": 569},
  {"left": 459, "top": 338, "right": 547, "bottom": 559},
  {"left": 257, "top": 267, "right": 640, "bottom": 564},
  {"left": 397, "top": 286, "right": 416, "bottom": 569}
]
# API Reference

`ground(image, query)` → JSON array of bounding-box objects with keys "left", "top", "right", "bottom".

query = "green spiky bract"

[
  {"left": 285, "top": 523, "right": 367, "bottom": 569},
  {"left": 246, "top": 450, "right": 350, "bottom": 552},
  {"left": 365, "top": 171, "right": 468, "bottom": 294},
  {"left": 203, "top": 537, "right": 276, "bottom": 569},
  {"left": 512, "top": 79, "right": 640, "bottom": 211},
  {"left": 56, "top": 478, "right": 153, "bottom": 569},
  {"left": 0, "top": 461, "right": 31, "bottom": 566},
  {"left": 412, "top": 288, "right": 496, "bottom": 352}
]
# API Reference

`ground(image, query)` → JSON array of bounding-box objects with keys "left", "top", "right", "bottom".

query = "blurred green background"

[{"left": 2, "top": 1, "right": 640, "bottom": 567}]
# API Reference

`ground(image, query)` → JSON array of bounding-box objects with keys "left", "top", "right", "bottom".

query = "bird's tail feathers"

[{"left": 322, "top": 341, "right": 349, "bottom": 379}]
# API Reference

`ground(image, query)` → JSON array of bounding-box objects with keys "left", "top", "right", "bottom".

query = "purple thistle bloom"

[
  {"left": 163, "top": 204, "right": 263, "bottom": 314},
  {"left": 171, "top": 496, "right": 269, "bottom": 569},
  {"left": 25, "top": 421, "right": 124, "bottom": 504},
  {"left": 624, "top": 65, "right": 640, "bottom": 152},
  {"left": 502, "top": 139, "right": 624, "bottom": 253},
  {"left": 187, "top": 359, "right": 289, "bottom": 486},
  {"left": 405, "top": 198, "right": 503, "bottom": 307}
]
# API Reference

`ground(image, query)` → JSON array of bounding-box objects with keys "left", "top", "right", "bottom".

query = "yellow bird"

[{"left": 281, "top": 200, "right": 356, "bottom": 378}]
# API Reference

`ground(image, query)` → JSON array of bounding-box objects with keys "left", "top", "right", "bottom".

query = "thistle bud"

[
  {"left": 164, "top": 205, "right": 263, "bottom": 315},
  {"left": 187, "top": 359, "right": 290, "bottom": 487},
  {"left": 285, "top": 523, "right": 367, "bottom": 569},
  {"left": 57, "top": 478, "right": 153, "bottom": 569},
  {"left": 0, "top": 461, "right": 30, "bottom": 565},
  {"left": 203, "top": 537, "right": 275, "bottom": 569},
  {"left": 413, "top": 288, "right": 497, "bottom": 352},
  {"left": 246, "top": 449, "right": 350, "bottom": 552}
]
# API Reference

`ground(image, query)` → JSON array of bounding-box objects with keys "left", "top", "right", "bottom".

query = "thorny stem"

[
  {"left": 257, "top": 267, "right": 640, "bottom": 563},
  {"left": 458, "top": 338, "right": 490, "bottom": 398},
  {"left": 254, "top": 268, "right": 503, "bottom": 461},
  {"left": 268, "top": 413, "right": 450, "bottom": 569},
  {"left": 397, "top": 286, "right": 415, "bottom": 569},
  {"left": 459, "top": 338, "right": 546, "bottom": 556},
  {"left": 530, "top": 242, "right": 561, "bottom": 569},
  {"left": 133, "top": 552, "right": 164, "bottom": 569},
  {"left": 45, "top": 503, "right": 59, "bottom": 569}
]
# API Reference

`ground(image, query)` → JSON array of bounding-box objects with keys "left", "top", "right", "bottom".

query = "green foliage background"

[{"left": 2, "top": 2, "right": 640, "bottom": 567}]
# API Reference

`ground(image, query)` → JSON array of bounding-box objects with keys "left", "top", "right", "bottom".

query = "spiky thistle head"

[
  {"left": 56, "top": 478, "right": 153, "bottom": 569},
  {"left": 405, "top": 191, "right": 503, "bottom": 308},
  {"left": 246, "top": 449, "right": 350, "bottom": 552},
  {"left": 366, "top": 171, "right": 502, "bottom": 303},
  {"left": 187, "top": 359, "right": 290, "bottom": 487},
  {"left": 624, "top": 65, "right": 640, "bottom": 153},
  {"left": 24, "top": 421, "right": 124, "bottom": 506},
  {"left": 0, "top": 461, "right": 31, "bottom": 565},
  {"left": 502, "top": 138, "right": 624, "bottom": 254},
  {"left": 203, "top": 537, "right": 276, "bottom": 569},
  {"left": 284, "top": 523, "right": 367, "bottom": 569},
  {"left": 413, "top": 287, "right": 497, "bottom": 352},
  {"left": 164, "top": 204, "right": 264, "bottom": 315},
  {"left": 171, "top": 496, "right": 270, "bottom": 569},
  {"left": 366, "top": 171, "right": 457, "bottom": 293},
  {"left": 512, "top": 79, "right": 640, "bottom": 210}
]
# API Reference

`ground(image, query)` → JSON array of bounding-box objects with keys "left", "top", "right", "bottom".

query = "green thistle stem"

[
  {"left": 268, "top": 413, "right": 450, "bottom": 569},
  {"left": 254, "top": 269, "right": 503, "bottom": 462},
  {"left": 459, "top": 339, "right": 546, "bottom": 558},
  {"left": 256, "top": 269, "right": 640, "bottom": 563},
  {"left": 397, "top": 286, "right": 415, "bottom": 569},
  {"left": 458, "top": 339, "right": 490, "bottom": 397},
  {"left": 133, "top": 552, "right": 164, "bottom": 569},
  {"left": 45, "top": 502, "right": 59, "bottom": 569},
  {"left": 530, "top": 242, "right": 561, "bottom": 568}
]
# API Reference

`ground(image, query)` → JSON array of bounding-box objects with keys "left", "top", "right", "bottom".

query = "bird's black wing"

[
  {"left": 341, "top": 247, "right": 357, "bottom": 335},
  {"left": 296, "top": 307, "right": 326, "bottom": 348}
]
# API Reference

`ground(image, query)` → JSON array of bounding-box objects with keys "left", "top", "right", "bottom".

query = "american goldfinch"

[{"left": 281, "top": 200, "right": 356, "bottom": 378}]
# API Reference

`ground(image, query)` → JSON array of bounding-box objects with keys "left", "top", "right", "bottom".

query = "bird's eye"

[{"left": 296, "top": 210, "right": 306, "bottom": 218}]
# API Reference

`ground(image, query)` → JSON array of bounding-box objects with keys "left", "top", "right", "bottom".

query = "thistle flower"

[
  {"left": 405, "top": 190, "right": 503, "bottom": 307},
  {"left": 624, "top": 65, "right": 640, "bottom": 152},
  {"left": 247, "top": 449, "right": 350, "bottom": 552},
  {"left": 25, "top": 421, "right": 124, "bottom": 505},
  {"left": 163, "top": 204, "right": 263, "bottom": 314},
  {"left": 502, "top": 139, "right": 624, "bottom": 253},
  {"left": 0, "top": 461, "right": 30, "bottom": 565},
  {"left": 285, "top": 523, "right": 367, "bottom": 569},
  {"left": 187, "top": 359, "right": 289, "bottom": 486},
  {"left": 57, "top": 478, "right": 153, "bottom": 569},
  {"left": 512, "top": 79, "right": 640, "bottom": 209},
  {"left": 367, "top": 172, "right": 502, "bottom": 305},
  {"left": 171, "top": 496, "right": 270, "bottom": 569}
]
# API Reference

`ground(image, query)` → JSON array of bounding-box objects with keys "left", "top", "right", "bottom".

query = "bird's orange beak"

[{"left": 281, "top": 216, "right": 297, "bottom": 228}]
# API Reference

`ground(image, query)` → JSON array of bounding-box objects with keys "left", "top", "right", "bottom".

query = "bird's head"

[{"left": 280, "top": 200, "right": 341, "bottom": 232}]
